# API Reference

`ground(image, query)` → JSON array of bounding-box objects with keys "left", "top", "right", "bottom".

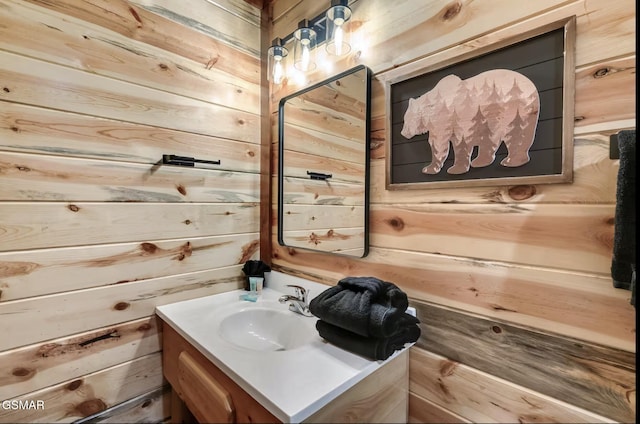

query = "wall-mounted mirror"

[{"left": 278, "top": 65, "right": 371, "bottom": 258}]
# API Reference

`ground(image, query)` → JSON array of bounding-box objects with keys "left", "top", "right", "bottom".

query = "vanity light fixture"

[
  {"left": 267, "top": 37, "right": 288, "bottom": 85},
  {"left": 325, "top": 0, "right": 352, "bottom": 56},
  {"left": 293, "top": 19, "right": 317, "bottom": 72},
  {"left": 268, "top": 0, "right": 354, "bottom": 84}
]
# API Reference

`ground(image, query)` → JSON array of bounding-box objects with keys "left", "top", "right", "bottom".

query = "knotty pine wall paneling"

[
  {"left": 0, "top": 0, "right": 262, "bottom": 422},
  {"left": 268, "top": 0, "right": 636, "bottom": 422}
]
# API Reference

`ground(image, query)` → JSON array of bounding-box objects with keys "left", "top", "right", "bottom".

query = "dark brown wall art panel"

[{"left": 386, "top": 18, "right": 575, "bottom": 189}]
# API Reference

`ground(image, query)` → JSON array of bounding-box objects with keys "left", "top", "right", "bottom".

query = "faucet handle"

[{"left": 286, "top": 284, "right": 308, "bottom": 302}]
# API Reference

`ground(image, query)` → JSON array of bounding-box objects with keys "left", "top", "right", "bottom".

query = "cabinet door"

[
  {"left": 162, "top": 322, "right": 281, "bottom": 423},
  {"left": 178, "top": 351, "right": 235, "bottom": 423}
]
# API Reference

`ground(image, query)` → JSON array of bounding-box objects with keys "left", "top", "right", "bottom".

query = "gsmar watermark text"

[{"left": 1, "top": 400, "right": 45, "bottom": 410}]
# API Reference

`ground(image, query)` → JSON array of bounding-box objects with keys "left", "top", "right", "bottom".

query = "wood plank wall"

[
  {"left": 268, "top": 0, "right": 636, "bottom": 422},
  {"left": 0, "top": 0, "right": 262, "bottom": 422}
]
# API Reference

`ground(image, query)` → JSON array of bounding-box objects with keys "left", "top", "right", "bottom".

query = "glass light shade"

[
  {"left": 326, "top": 1, "right": 351, "bottom": 56},
  {"left": 267, "top": 38, "right": 288, "bottom": 84},
  {"left": 293, "top": 20, "right": 317, "bottom": 72}
]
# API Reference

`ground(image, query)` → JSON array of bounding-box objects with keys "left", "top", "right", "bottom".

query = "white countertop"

[{"left": 155, "top": 271, "right": 412, "bottom": 423}]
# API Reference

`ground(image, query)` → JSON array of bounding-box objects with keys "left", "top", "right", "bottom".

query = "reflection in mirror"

[{"left": 278, "top": 65, "right": 371, "bottom": 258}]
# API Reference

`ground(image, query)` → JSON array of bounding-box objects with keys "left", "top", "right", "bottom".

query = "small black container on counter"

[{"left": 241, "top": 260, "right": 271, "bottom": 290}]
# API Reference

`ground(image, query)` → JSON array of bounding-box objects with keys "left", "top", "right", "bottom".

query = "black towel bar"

[
  {"left": 307, "top": 171, "right": 332, "bottom": 181},
  {"left": 162, "top": 154, "right": 221, "bottom": 167}
]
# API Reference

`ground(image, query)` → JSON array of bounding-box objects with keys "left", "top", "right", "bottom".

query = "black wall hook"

[
  {"left": 162, "top": 155, "right": 221, "bottom": 167},
  {"left": 307, "top": 171, "right": 332, "bottom": 181}
]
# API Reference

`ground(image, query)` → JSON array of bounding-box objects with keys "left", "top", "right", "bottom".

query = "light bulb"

[
  {"left": 326, "top": 2, "right": 351, "bottom": 56},
  {"left": 334, "top": 26, "right": 344, "bottom": 56},
  {"left": 293, "top": 19, "right": 316, "bottom": 71},
  {"left": 273, "top": 58, "right": 284, "bottom": 84},
  {"left": 268, "top": 38, "right": 288, "bottom": 84},
  {"left": 301, "top": 46, "right": 310, "bottom": 71}
]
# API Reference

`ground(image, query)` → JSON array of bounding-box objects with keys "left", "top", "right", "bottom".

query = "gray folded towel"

[
  {"left": 316, "top": 314, "right": 420, "bottom": 360},
  {"left": 308, "top": 276, "right": 409, "bottom": 338},
  {"left": 611, "top": 130, "right": 636, "bottom": 307}
]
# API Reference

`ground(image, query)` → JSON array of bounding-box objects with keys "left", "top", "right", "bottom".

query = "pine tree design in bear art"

[{"left": 400, "top": 69, "right": 540, "bottom": 175}]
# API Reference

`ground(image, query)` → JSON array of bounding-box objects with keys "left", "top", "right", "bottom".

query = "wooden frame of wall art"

[{"left": 385, "top": 16, "right": 576, "bottom": 190}]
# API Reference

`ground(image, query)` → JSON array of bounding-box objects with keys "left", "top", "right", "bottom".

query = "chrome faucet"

[{"left": 279, "top": 285, "right": 313, "bottom": 317}]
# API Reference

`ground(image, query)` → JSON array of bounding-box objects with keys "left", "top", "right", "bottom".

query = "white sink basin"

[
  {"left": 155, "top": 275, "right": 412, "bottom": 423},
  {"left": 218, "top": 304, "right": 316, "bottom": 351}
]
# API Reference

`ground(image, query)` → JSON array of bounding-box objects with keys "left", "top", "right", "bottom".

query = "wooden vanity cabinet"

[
  {"left": 161, "top": 319, "right": 409, "bottom": 423},
  {"left": 162, "top": 322, "right": 280, "bottom": 423}
]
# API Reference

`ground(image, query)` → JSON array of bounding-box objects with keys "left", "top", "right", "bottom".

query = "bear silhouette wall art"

[{"left": 400, "top": 69, "right": 540, "bottom": 175}]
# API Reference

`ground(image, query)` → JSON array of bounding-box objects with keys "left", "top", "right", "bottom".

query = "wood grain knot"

[
  {"left": 442, "top": 1, "right": 462, "bottom": 20},
  {"left": 206, "top": 57, "right": 218, "bottom": 70},
  {"left": 574, "top": 115, "right": 585, "bottom": 122},
  {"left": 439, "top": 360, "right": 457, "bottom": 377},
  {"left": 67, "top": 380, "right": 83, "bottom": 391},
  {"left": 287, "top": 247, "right": 297, "bottom": 256},
  {"left": 184, "top": 219, "right": 192, "bottom": 225},
  {"left": 625, "top": 389, "right": 635, "bottom": 402},
  {"left": 37, "top": 343, "right": 62, "bottom": 358},
  {"left": 248, "top": 150, "right": 255, "bottom": 157},
  {"left": 176, "top": 184, "right": 187, "bottom": 196},
  {"left": 436, "top": 378, "right": 451, "bottom": 397},
  {"left": 68, "top": 204, "right": 80, "bottom": 212},
  {"left": 173, "top": 242, "right": 193, "bottom": 261},
  {"left": 237, "top": 119, "right": 245, "bottom": 125},
  {"left": 82, "top": 35, "right": 89, "bottom": 40},
  {"left": 386, "top": 217, "right": 405, "bottom": 231},
  {"left": 593, "top": 67, "right": 611, "bottom": 78},
  {"left": 137, "top": 323, "right": 152, "bottom": 332},
  {"left": 491, "top": 325, "right": 503, "bottom": 334},
  {"left": 12, "top": 367, "right": 34, "bottom": 379},
  {"left": 158, "top": 63, "right": 169, "bottom": 71},
  {"left": 16, "top": 165, "right": 31, "bottom": 172},
  {"left": 240, "top": 240, "right": 260, "bottom": 263},
  {"left": 508, "top": 185, "right": 536, "bottom": 200},
  {"left": 113, "top": 302, "right": 130, "bottom": 311},
  {"left": 606, "top": 217, "right": 615, "bottom": 226},
  {"left": 128, "top": 7, "right": 143, "bottom": 27},
  {"left": 142, "top": 400, "right": 152, "bottom": 408},
  {"left": 76, "top": 399, "right": 107, "bottom": 417},
  {"left": 10, "top": 125, "right": 20, "bottom": 132},
  {"left": 140, "top": 242, "right": 158, "bottom": 254},
  {"left": 490, "top": 303, "right": 517, "bottom": 313},
  {"left": 3, "top": 87, "right": 10, "bottom": 93}
]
